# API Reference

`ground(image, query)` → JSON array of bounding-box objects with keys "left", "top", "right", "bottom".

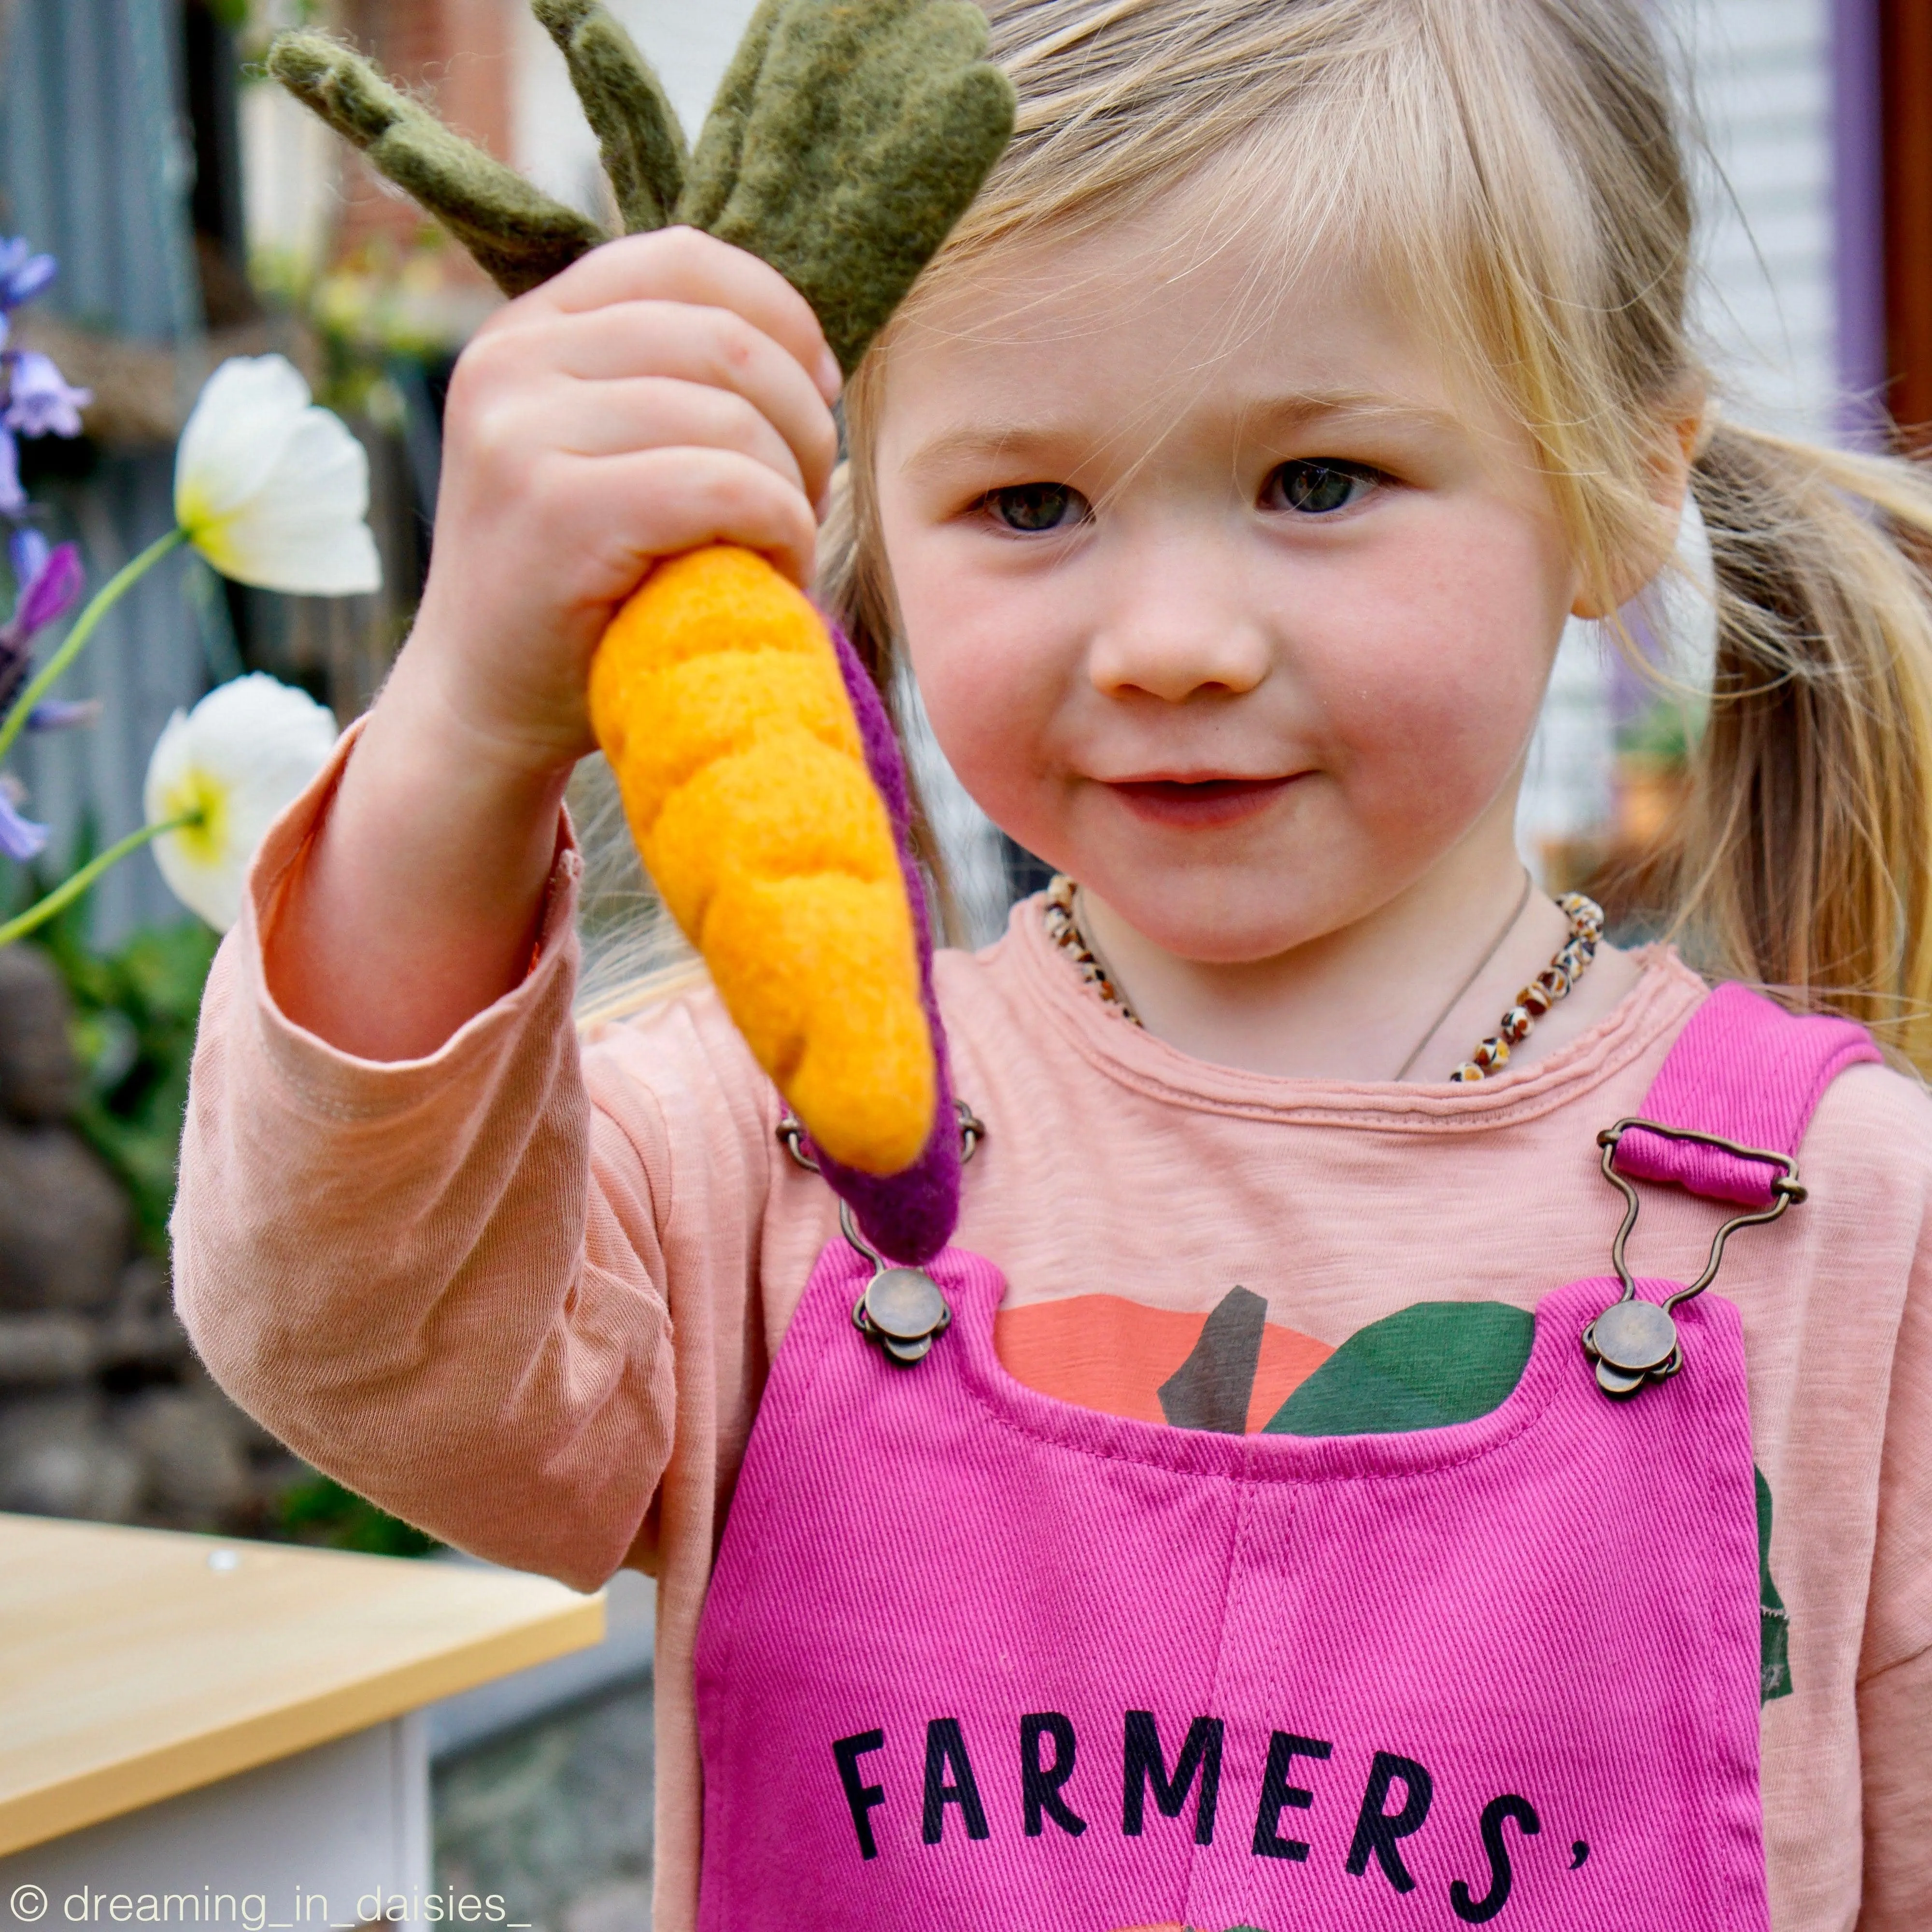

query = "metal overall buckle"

[
  {"left": 1583, "top": 1118, "right": 1806, "bottom": 1397},
  {"left": 777, "top": 1101, "right": 983, "bottom": 1367}
]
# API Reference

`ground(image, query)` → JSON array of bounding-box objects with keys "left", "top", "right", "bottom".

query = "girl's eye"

[
  {"left": 984, "top": 482, "right": 1091, "bottom": 533},
  {"left": 1264, "top": 459, "right": 1381, "bottom": 516}
]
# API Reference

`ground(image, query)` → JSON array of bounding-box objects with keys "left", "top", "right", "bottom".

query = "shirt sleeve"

[
  {"left": 171, "top": 726, "right": 681, "bottom": 1591},
  {"left": 1858, "top": 1649, "right": 1932, "bottom": 1928},
  {"left": 1857, "top": 1198, "right": 1932, "bottom": 1923}
]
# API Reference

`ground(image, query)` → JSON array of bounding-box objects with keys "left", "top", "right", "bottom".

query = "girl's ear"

[{"left": 1569, "top": 394, "right": 1706, "bottom": 620}]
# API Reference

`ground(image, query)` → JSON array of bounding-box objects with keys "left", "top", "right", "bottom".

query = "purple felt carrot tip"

[{"left": 809, "top": 617, "right": 963, "bottom": 1266}]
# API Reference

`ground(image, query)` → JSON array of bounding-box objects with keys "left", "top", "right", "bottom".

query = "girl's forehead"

[{"left": 879, "top": 213, "right": 1492, "bottom": 453}]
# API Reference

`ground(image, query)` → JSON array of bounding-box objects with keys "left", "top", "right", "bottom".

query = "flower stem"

[
  {"left": 0, "top": 813, "right": 194, "bottom": 947},
  {"left": 0, "top": 526, "right": 189, "bottom": 766}
]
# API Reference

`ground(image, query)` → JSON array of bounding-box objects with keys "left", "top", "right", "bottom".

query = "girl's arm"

[
  {"left": 1859, "top": 1655, "right": 1932, "bottom": 1927},
  {"left": 171, "top": 228, "right": 838, "bottom": 1581},
  {"left": 170, "top": 724, "right": 786, "bottom": 1587},
  {"left": 171, "top": 746, "right": 668, "bottom": 1587}
]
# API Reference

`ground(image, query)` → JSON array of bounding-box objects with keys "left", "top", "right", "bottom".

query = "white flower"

[
  {"left": 174, "top": 355, "right": 383, "bottom": 596},
  {"left": 144, "top": 674, "right": 339, "bottom": 931}
]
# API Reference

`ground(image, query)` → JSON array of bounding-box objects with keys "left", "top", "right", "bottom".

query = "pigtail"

[
  {"left": 1673, "top": 421, "right": 1932, "bottom": 1067},
  {"left": 815, "top": 437, "right": 966, "bottom": 944}
]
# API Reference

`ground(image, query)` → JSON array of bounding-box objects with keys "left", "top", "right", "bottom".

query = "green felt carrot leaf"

[
  {"left": 677, "top": 0, "right": 1015, "bottom": 373},
  {"left": 269, "top": 1, "right": 1015, "bottom": 366},
  {"left": 532, "top": 0, "right": 687, "bottom": 234},
  {"left": 265, "top": 31, "right": 606, "bottom": 296}
]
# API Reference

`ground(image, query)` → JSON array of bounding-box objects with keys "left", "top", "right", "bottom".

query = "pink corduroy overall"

[{"left": 692, "top": 984, "right": 1877, "bottom": 1931}]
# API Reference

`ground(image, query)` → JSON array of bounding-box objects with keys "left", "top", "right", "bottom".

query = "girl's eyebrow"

[
  {"left": 1236, "top": 389, "right": 1466, "bottom": 439},
  {"left": 901, "top": 390, "right": 1463, "bottom": 477},
  {"left": 899, "top": 424, "right": 1077, "bottom": 478}
]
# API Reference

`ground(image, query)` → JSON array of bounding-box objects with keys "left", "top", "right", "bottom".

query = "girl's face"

[{"left": 871, "top": 206, "right": 1582, "bottom": 964}]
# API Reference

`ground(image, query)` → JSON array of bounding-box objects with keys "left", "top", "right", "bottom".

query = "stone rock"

[
  {"left": 0, "top": 1312, "right": 94, "bottom": 1385},
  {"left": 123, "top": 1387, "right": 254, "bottom": 1524},
  {"left": 0, "top": 946, "right": 80, "bottom": 1123},
  {"left": 0, "top": 1120, "right": 130, "bottom": 1312},
  {"left": 435, "top": 1679, "right": 654, "bottom": 1932},
  {"left": 0, "top": 1392, "right": 142, "bottom": 1520},
  {"left": 95, "top": 1258, "right": 193, "bottom": 1376}
]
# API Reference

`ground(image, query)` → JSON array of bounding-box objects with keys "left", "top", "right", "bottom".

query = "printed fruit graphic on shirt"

[
  {"left": 996, "top": 1287, "right": 1793, "bottom": 1705},
  {"left": 268, "top": 1, "right": 1014, "bottom": 1180}
]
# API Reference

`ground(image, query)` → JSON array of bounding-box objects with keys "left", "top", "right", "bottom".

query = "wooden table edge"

[{"left": 0, "top": 1591, "right": 605, "bottom": 1856}]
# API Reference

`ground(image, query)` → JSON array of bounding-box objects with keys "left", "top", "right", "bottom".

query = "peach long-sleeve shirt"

[{"left": 174, "top": 739, "right": 1932, "bottom": 1932}]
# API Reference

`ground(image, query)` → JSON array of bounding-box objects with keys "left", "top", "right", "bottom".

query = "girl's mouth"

[{"left": 1105, "top": 774, "right": 1297, "bottom": 829}]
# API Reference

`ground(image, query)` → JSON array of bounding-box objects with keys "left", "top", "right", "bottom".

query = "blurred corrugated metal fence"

[{"left": 0, "top": 0, "right": 215, "bottom": 941}]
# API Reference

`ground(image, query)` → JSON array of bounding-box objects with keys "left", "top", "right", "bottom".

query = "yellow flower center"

[
  {"left": 175, "top": 486, "right": 244, "bottom": 581},
  {"left": 155, "top": 765, "right": 227, "bottom": 863}
]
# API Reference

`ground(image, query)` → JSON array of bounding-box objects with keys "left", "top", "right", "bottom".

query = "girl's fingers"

[
  {"left": 519, "top": 377, "right": 809, "bottom": 497},
  {"left": 545, "top": 444, "right": 821, "bottom": 590},
  {"left": 515, "top": 227, "right": 840, "bottom": 403},
  {"left": 511, "top": 301, "right": 839, "bottom": 503}
]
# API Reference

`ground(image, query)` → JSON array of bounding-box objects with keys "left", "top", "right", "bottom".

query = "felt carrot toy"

[
  {"left": 269, "top": 3, "right": 1013, "bottom": 1253},
  {"left": 590, "top": 547, "right": 934, "bottom": 1176}
]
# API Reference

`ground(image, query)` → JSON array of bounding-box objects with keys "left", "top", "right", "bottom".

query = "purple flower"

[
  {"left": 0, "top": 241, "right": 56, "bottom": 313},
  {"left": 0, "top": 240, "right": 88, "bottom": 523},
  {"left": 5, "top": 351, "right": 88, "bottom": 439},
  {"left": 0, "top": 429, "right": 22, "bottom": 520},
  {"left": 0, "top": 535, "right": 82, "bottom": 716},
  {"left": 8, "top": 534, "right": 81, "bottom": 636},
  {"left": 9, "top": 526, "right": 45, "bottom": 588},
  {"left": 25, "top": 697, "right": 99, "bottom": 733},
  {"left": 0, "top": 776, "right": 46, "bottom": 861}
]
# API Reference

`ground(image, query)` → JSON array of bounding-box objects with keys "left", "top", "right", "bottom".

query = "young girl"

[{"left": 174, "top": 1, "right": 1932, "bottom": 1928}]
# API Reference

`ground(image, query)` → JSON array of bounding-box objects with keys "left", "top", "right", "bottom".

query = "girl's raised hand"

[
  {"left": 408, "top": 225, "right": 842, "bottom": 779},
  {"left": 267, "top": 228, "right": 840, "bottom": 1062}
]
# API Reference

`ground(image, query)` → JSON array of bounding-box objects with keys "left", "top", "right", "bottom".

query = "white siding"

[{"left": 1660, "top": 0, "right": 1840, "bottom": 437}]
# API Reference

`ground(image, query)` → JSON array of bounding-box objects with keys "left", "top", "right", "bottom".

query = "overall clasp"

[{"left": 1583, "top": 1117, "right": 1805, "bottom": 1397}]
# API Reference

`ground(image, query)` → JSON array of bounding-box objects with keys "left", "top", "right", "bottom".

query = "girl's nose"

[{"left": 1086, "top": 593, "right": 1273, "bottom": 704}]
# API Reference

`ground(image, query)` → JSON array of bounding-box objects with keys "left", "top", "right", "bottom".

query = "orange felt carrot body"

[{"left": 587, "top": 543, "right": 938, "bottom": 1176}]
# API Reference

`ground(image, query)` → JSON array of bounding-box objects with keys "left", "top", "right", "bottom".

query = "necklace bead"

[
  {"left": 1446, "top": 893, "right": 1603, "bottom": 1080},
  {"left": 1042, "top": 875, "right": 1605, "bottom": 1083}
]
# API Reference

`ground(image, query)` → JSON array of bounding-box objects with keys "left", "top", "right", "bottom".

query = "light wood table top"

[{"left": 0, "top": 1513, "right": 603, "bottom": 1856}]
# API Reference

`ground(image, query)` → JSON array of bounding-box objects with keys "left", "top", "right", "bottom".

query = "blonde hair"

[{"left": 604, "top": 0, "right": 1932, "bottom": 1063}]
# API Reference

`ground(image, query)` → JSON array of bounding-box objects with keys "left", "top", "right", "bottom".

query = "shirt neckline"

[{"left": 986, "top": 895, "right": 1710, "bottom": 1136}]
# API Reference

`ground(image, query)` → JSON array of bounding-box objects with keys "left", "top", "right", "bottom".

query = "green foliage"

[
  {"left": 1617, "top": 691, "right": 1696, "bottom": 767},
  {"left": 29, "top": 917, "right": 219, "bottom": 1254},
  {"left": 276, "top": 1470, "right": 441, "bottom": 1558}
]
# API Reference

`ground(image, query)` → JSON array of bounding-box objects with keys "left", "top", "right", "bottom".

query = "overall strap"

[{"left": 1614, "top": 982, "right": 1881, "bottom": 1208}]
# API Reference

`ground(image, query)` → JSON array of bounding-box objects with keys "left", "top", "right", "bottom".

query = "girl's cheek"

[
  {"left": 1309, "top": 538, "right": 1565, "bottom": 827},
  {"left": 900, "top": 575, "right": 1078, "bottom": 815}
]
